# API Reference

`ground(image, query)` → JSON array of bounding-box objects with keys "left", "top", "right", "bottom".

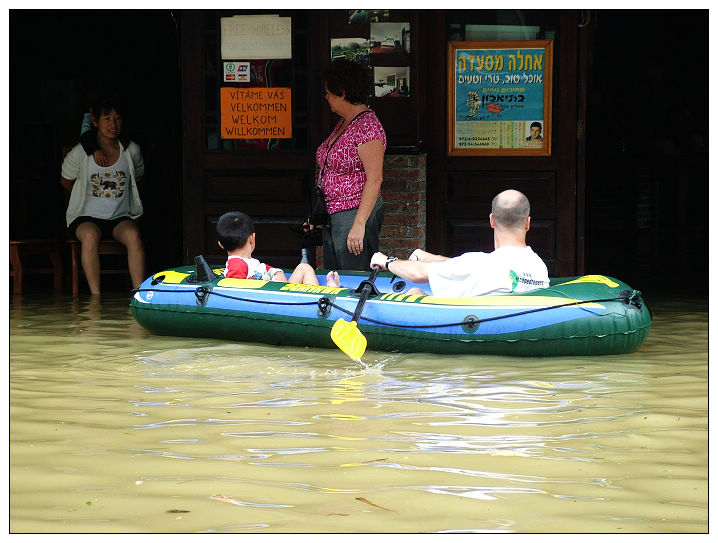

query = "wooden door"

[
  {"left": 180, "top": 11, "right": 322, "bottom": 268},
  {"left": 424, "top": 10, "right": 582, "bottom": 277}
]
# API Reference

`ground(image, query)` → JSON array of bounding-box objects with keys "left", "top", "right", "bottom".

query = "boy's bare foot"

[{"left": 326, "top": 271, "right": 341, "bottom": 287}]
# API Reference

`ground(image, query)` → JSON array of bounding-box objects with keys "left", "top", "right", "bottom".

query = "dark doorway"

[
  {"left": 584, "top": 10, "right": 708, "bottom": 297},
  {"left": 9, "top": 10, "right": 183, "bottom": 279}
]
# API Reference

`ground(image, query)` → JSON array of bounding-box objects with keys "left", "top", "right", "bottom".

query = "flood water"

[{"left": 8, "top": 292, "right": 708, "bottom": 533}]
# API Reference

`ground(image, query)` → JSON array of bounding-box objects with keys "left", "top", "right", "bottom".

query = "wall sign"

[
  {"left": 220, "top": 87, "right": 292, "bottom": 139},
  {"left": 448, "top": 40, "right": 553, "bottom": 156},
  {"left": 221, "top": 15, "right": 291, "bottom": 60}
]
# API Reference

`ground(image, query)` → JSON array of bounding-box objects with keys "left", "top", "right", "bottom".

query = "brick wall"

[
  {"left": 380, "top": 153, "right": 427, "bottom": 258},
  {"left": 316, "top": 153, "right": 427, "bottom": 268}
]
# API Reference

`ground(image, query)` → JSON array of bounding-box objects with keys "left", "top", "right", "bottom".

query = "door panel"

[
  {"left": 425, "top": 10, "right": 580, "bottom": 277},
  {"left": 204, "top": 216, "right": 306, "bottom": 267},
  {"left": 180, "top": 11, "right": 320, "bottom": 268},
  {"left": 444, "top": 170, "right": 558, "bottom": 269},
  {"left": 201, "top": 169, "right": 308, "bottom": 267},
  {"left": 204, "top": 171, "right": 306, "bottom": 204}
]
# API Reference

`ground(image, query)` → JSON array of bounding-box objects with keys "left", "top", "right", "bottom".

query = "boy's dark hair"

[
  {"left": 322, "top": 58, "right": 371, "bottom": 105},
  {"left": 217, "top": 211, "right": 255, "bottom": 252}
]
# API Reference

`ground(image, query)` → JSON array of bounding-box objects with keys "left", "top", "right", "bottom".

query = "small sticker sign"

[
  {"left": 223, "top": 61, "right": 250, "bottom": 82},
  {"left": 220, "top": 87, "right": 292, "bottom": 139}
]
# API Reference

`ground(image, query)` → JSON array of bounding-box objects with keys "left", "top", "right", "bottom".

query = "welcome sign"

[{"left": 220, "top": 87, "right": 292, "bottom": 139}]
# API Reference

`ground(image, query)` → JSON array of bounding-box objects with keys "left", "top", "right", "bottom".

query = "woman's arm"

[
  {"left": 60, "top": 177, "right": 75, "bottom": 192},
  {"left": 134, "top": 149, "right": 145, "bottom": 183},
  {"left": 60, "top": 144, "right": 83, "bottom": 192},
  {"left": 128, "top": 142, "right": 145, "bottom": 183},
  {"left": 347, "top": 138, "right": 384, "bottom": 255}
]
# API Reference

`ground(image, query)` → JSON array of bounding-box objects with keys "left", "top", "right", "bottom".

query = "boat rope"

[
  {"left": 319, "top": 291, "right": 642, "bottom": 329},
  {"left": 132, "top": 286, "right": 642, "bottom": 330},
  {"left": 133, "top": 287, "right": 320, "bottom": 307}
]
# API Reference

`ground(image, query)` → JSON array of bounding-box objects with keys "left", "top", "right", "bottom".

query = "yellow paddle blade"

[{"left": 331, "top": 318, "right": 367, "bottom": 362}]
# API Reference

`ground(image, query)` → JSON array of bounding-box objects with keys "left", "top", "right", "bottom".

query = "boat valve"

[
  {"left": 619, "top": 289, "right": 643, "bottom": 310},
  {"left": 195, "top": 286, "right": 211, "bottom": 307},
  {"left": 317, "top": 296, "right": 332, "bottom": 318},
  {"left": 462, "top": 315, "right": 480, "bottom": 333}
]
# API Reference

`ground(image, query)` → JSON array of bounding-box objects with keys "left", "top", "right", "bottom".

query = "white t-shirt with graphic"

[
  {"left": 82, "top": 153, "right": 131, "bottom": 219},
  {"left": 427, "top": 246, "right": 550, "bottom": 297}
]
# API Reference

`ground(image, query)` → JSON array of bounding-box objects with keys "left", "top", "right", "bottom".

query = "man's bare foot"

[{"left": 326, "top": 271, "right": 341, "bottom": 287}]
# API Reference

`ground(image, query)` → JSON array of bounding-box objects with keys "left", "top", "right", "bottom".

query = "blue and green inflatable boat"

[{"left": 130, "top": 257, "right": 651, "bottom": 357}]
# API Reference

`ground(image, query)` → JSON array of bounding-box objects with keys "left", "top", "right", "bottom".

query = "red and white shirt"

[{"left": 224, "top": 255, "right": 280, "bottom": 281}]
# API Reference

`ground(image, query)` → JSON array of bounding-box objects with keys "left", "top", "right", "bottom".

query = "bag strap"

[{"left": 318, "top": 109, "right": 372, "bottom": 188}]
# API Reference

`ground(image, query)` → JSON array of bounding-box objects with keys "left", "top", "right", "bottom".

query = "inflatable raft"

[{"left": 130, "top": 258, "right": 651, "bottom": 357}]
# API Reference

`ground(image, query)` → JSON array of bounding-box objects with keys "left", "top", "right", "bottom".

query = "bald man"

[{"left": 371, "top": 189, "right": 549, "bottom": 297}]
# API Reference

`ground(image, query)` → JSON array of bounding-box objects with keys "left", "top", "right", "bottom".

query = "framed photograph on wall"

[
  {"left": 373, "top": 66, "right": 410, "bottom": 98},
  {"left": 447, "top": 40, "right": 553, "bottom": 156},
  {"left": 330, "top": 37, "right": 370, "bottom": 64},
  {"left": 370, "top": 22, "right": 410, "bottom": 53}
]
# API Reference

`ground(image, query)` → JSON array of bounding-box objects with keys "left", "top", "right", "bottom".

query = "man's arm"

[
  {"left": 370, "top": 251, "right": 431, "bottom": 283},
  {"left": 409, "top": 248, "right": 450, "bottom": 263},
  {"left": 79, "top": 129, "right": 111, "bottom": 167}
]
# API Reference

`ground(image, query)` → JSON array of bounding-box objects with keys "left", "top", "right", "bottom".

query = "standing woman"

[
  {"left": 61, "top": 96, "right": 145, "bottom": 294},
  {"left": 317, "top": 58, "right": 386, "bottom": 271}
]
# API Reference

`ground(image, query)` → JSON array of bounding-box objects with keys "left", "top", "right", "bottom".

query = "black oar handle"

[{"left": 351, "top": 267, "right": 379, "bottom": 322}]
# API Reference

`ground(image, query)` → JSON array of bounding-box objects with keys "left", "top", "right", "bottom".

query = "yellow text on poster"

[{"left": 221, "top": 87, "right": 292, "bottom": 139}]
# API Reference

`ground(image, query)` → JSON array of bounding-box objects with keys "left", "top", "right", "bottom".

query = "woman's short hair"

[
  {"left": 92, "top": 95, "right": 126, "bottom": 119},
  {"left": 217, "top": 211, "right": 255, "bottom": 252},
  {"left": 322, "top": 58, "right": 371, "bottom": 105}
]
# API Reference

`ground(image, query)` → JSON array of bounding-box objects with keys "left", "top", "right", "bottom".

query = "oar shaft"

[{"left": 351, "top": 267, "right": 379, "bottom": 322}]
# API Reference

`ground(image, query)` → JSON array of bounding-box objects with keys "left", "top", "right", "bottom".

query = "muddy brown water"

[{"left": 9, "top": 293, "right": 707, "bottom": 533}]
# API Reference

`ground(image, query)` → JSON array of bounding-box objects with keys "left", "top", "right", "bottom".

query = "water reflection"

[{"left": 9, "top": 293, "right": 708, "bottom": 533}]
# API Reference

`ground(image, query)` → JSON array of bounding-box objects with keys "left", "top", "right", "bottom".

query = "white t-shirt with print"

[
  {"left": 82, "top": 153, "right": 131, "bottom": 219},
  {"left": 427, "top": 246, "right": 550, "bottom": 297}
]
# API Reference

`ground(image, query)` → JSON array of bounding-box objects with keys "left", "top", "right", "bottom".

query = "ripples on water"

[{"left": 8, "top": 293, "right": 708, "bottom": 533}]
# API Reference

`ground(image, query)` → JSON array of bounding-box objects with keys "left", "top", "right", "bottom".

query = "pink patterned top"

[{"left": 316, "top": 110, "right": 386, "bottom": 214}]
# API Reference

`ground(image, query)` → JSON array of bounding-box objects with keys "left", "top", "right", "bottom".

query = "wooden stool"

[
  {"left": 10, "top": 239, "right": 63, "bottom": 295},
  {"left": 68, "top": 239, "right": 130, "bottom": 295}
]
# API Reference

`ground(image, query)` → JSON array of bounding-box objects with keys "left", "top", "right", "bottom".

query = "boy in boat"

[
  {"left": 217, "top": 211, "right": 341, "bottom": 286},
  {"left": 370, "top": 189, "right": 549, "bottom": 297}
]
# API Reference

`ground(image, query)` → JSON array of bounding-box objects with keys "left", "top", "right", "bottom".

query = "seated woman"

[{"left": 60, "top": 96, "right": 145, "bottom": 294}]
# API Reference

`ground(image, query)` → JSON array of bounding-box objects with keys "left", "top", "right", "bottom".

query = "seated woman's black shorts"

[{"left": 68, "top": 216, "right": 139, "bottom": 241}]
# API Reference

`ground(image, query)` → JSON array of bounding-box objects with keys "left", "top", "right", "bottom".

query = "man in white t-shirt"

[{"left": 370, "top": 189, "right": 549, "bottom": 297}]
